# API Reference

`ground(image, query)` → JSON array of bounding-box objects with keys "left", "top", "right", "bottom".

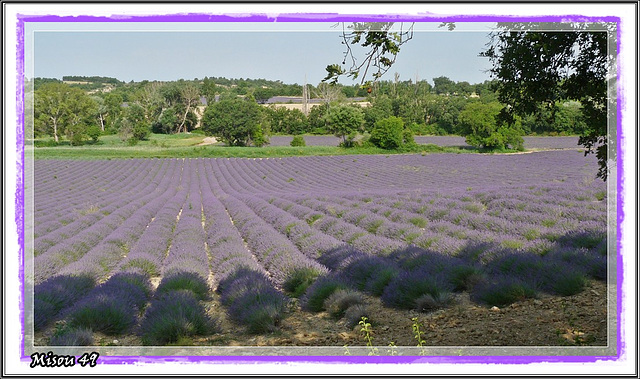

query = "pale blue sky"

[{"left": 31, "top": 22, "right": 496, "bottom": 86}]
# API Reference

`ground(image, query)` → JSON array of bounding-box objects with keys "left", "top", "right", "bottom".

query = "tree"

[
  {"left": 458, "top": 101, "right": 523, "bottom": 150},
  {"left": 34, "top": 82, "right": 70, "bottom": 142},
  {"left": 369, "top": 116, "right": 405, "bottom": 150},
  {"left": 324, "top": 105, "right": 364, "bottom": 146},
  {"left": 176, "top": 83, "right": 201, "bottom": 133},
  {"left": 253, "top": 87, "right": 273, "bottom": 104},
  {"left": 63, "top": 87, "right": 99, "bottom": 145},
  {"left": 433, "top": 76, "right": 457, "bottom": 95},
  {"left": 482, "top": 22, "right": 613, "bottom": 179},
  {"left": 118, "top": 103, "right": 150, "bottom": 143},
  {"left": 315, "top": 82, "right": 345, "bottom": 106},
  {"left": 34, "top": 82, "right": 98, "bottom": 144},
  {"left": 200, "top": 77, "right": 217, "bottom": 104},
  {"left": 201, "top": 97, "right": 264, "bottom": 146}
]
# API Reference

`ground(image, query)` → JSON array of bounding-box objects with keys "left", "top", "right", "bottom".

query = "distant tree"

[
  {"left": 176, "top": 84, "right": 200, "bottom": 133},
  {"left": 153, "top": 107, "right": 178, "bottom": 134},
  {"left": 432, "top": 76, "right": 457, "bottom": 95},
  {"left": 315, "top": 83, "right": 346, "bottom": 107},
  {"left": 482, "top": 22, "right": 612, "bottom": 179},
  {"left": 324, "top": 105, "right": 364, "bottom": 146},
  {"left": 369, "top": 116, "right": 405, "bottom": 150},
  {"left": 135, "top": 82, "right": 165, "bottom": 126},
  {"left": 34, "top": 82, "right": 98, "bottom": 144},
  {"left": 307, "top": 103, "right": 330, "bottom": 134},
  {"left": 253, "top": 87, "right": 273, "bottom": 104},
  {"left": 200, "top": 77, "right": 217, "bottom": 104},
  {"left": 363, "top": 95, "right": 393, "bottom": 132},
  {"left": 201, "top": 97, "right": 264, "bottom": 146},
  {"left": 118, "top": 103, "right": 150, "bottom": 143},
  {"left": 458, "top": 101, "right": 523, "bottom": 150},
  {"left": 102, "top": 92, "right": 124, "bottom": 133},
  {"left": 63, "top": 87, "right": 99, "bottom": 145},
  {"left": 91, "top": 96, "right": 107, "bottom": 132},
  {"left": 34, "top": 82, "right": 69, "bottom": 142}
]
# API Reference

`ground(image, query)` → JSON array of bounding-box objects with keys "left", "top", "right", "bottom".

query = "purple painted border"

[
  {"left": 15, "top": 11, "right": 624, "bottom": 368},
  {"left": 16, "top": 15, "right": 26, "bottom": 363},
  {"left": 615, "top": 14, "right": 625, "bottom": 362}
]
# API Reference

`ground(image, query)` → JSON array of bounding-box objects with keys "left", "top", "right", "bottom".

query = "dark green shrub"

[
  {"left": 290, "top": 135, "right": 306, "bottom": 147},
  {"left": 450, "top": 265, "right": 484, "bottom": 292},
  {"left": 34, "top": 274, "right": 96, "bottom": 331},
  {"left": 381, "top": 271, "right": 454, "bottom": 310},
  {"left": 369, "top": 116, "right": 404, "bottom": 150},
  {"left": 86, "top": 125, "right": 102, "bottom": 143}
]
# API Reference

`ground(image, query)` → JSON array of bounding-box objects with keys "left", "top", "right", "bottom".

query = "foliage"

[
  {"left": 482, "top": 22, "right": 612, "bottom": 179},
  {"left": 34, "top": 82, "right": 99, "bottom": 145},
  {"left": 201, "top": 96, "right": 265, "bottom": 146},
  {"left": 359, "top": 316, "right": 379, "bottom": 355},
  {"left": 411, "top": 317, "right": 427, "bottom": 355},
  {"left": 343, "top": 304, "right": 370, "bottom": 328},
  {"left": 290, "top": 135, "right": 306, "bottom": 147},
  {"left": 458, "top": 101, "right": 524, "bottom": 150},
  {"left": 118, "top": 103, "right": 151, "bottom": 143},
  {"left": 217, "top": 267, "right": 288, "bottom": 334},
  {"left": 381, "top": 270, "right": 454, "bottom": 310},
  {"left": 369, "top": 116, "right": 405, "bottom": 149},
  {"left": 324, "top": 105, "right": 365, "bottom": 146},
  {"left": 324, "top": 22, "right": 415, "bottom": 85}
]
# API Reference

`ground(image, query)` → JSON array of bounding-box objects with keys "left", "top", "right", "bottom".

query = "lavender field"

[{"left": 31, "top": 150, "right": 608, "bottom": 346}]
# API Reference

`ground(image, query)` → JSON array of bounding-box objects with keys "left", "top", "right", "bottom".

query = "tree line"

[{"left": 31, "top": 74, "right": 591, "bottom": 149}]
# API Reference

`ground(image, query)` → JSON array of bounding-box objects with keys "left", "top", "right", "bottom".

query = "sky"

[{"left": 31, "top": 22, "right": 496, "bottom": 86}]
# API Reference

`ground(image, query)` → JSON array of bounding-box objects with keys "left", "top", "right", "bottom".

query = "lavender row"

[
  {"left": 162, "top": 160, "right": 211, "bottom": 281},
  {"left": 33, "top": 160, "right": 164, "bottom": 238},
  {"left": 33, "top": 161, "right": 183, "bottom": 284},
  {"left": 56, "top": 163, "right": 185, "bottom": 282},
  {"left": 197, "top": 160, "right": 267, "bottom": 285},
  {"left": 218, "top": 195, "right": 328, "bottom": 286},
  {"left": 240, "top": 195, "right": 345, "bottom": 261},
  {"left": 295, "top": 191, "right": 605, "bottom": 257},
  {"left": 197, "top": 161, "right": 290, "bottom": 333},
  {"left": 33, "top": 160, "right": 173, "bottom": 254},
  {"left": 267, "top": 196, "right": 405, "bottom": 256}
]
